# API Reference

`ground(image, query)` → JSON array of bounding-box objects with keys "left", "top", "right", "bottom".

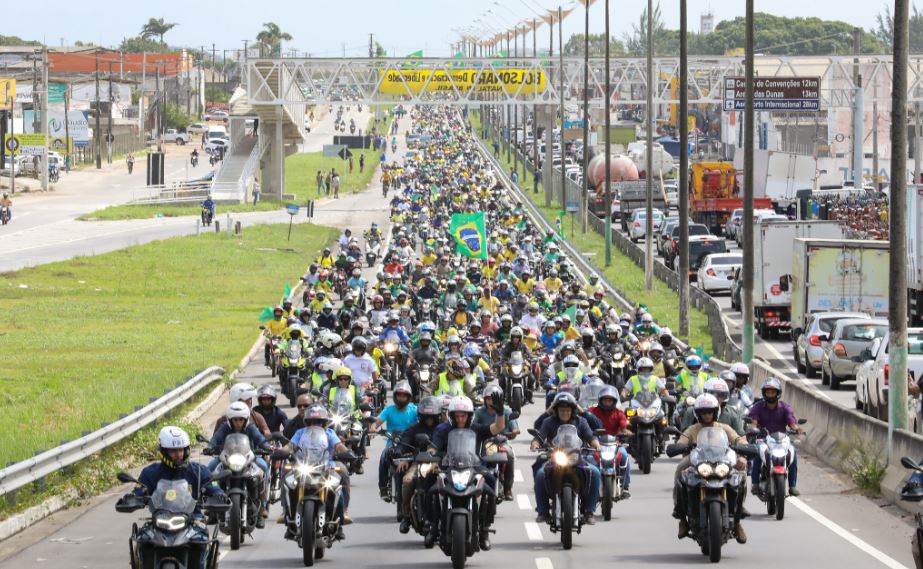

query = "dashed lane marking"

[{"left": 524, "top": 522, "right": 543, "bottom": 541}]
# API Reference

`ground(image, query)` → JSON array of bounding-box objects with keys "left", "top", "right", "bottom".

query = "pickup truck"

[{"left": 163, "top": 129, "right": 191, "bottom": 145}]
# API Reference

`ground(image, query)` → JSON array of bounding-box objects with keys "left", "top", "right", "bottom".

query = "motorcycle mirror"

[
  {"left": 593, "top": 429, "right": 608, "bottom": 437},
  {"left": 259, "top": 325, "right": 267, "bottom": 330},
  {"left": 335, "top": 451, "right": 357, "bottom": 463},
  {"left": 415, "top": 452, "right": 439, "bottom": 463},
  {"left": 508, "top": 411, "right": 520, "bottom": 421},
  {"left": 271, "top": 432, "right": 289, "bottom": 443},
  {"left": 665, "top": 443, "right": 691, "bottom": 458},
  {"left": 359, "top": 403, "right": 373, "bottom": 412},
  {"left": 527, "top": 428, "right": 542, "bottom": 440},
  {"left": 116, "top": 472, "right": 139, "bottom": 485},
  {"left": 664, "top": 426, "right": 682, "bottom": 437},
  {"left": 743, "top": 417, "right": 754, "bottom": 425},
  {"left": 195, "top": 433, "right": 209, "bottom": 443},
  {"left": 271, "top": 449, "right": 292, "bottom": 461},
  {"left": 483, "top": 453, "right": 507, "bottom": 465},
  {"left": 901, "top": 456, "right": 923, "bottom": 472},
  {"left": 732, "top": 444, "right": 759, "bottom": 459},
  {"left": 797, "top": 418, "right": 807, "bottom": 425}
]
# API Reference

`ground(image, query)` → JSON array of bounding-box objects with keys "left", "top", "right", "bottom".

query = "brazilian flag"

[{"left": 449, "top": 213, "right": 488, "bottom": 260}]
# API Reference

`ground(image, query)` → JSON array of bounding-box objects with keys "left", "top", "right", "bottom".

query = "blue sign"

[
  {"left": 285, "top": 204, "right": 300, "bottom": 215},
  {"left": 565, "top": 201, "right": 580, "bottom": 213}
]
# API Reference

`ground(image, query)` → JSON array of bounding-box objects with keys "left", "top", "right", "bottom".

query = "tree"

[
  {"left": 256, "top": 22, "right": 292, "bottom": 58},
  {"left": 697, "top": 13, "right": 881, "bottom": 55},
  {"left": 140, "top": 18, "right": 177, "bottom": 45},
  {"left": 120, "top": 36, "right": 172, "bottom": 53},
  {"left": 163, "top": 101, "right": 193, "bottom": 130},
  {"left": 0, "top": 35, "right": 41, "bottom": 46},
  {"left": 562, "top": 33, "right": 625, "bottom": 57},
  {"left": 875, "top": 4, "right": 923, "bottom": 53},
  {"left": 374, "top": 42, "right": 387, "bottom": 57},
  {"left": 624, "top": 1, "right": 675, "bottom": 56}
]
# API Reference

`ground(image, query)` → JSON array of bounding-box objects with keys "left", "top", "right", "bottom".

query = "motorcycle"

[
  {"left": 202, "top": 433, "right": 267, "bottom": 550},
  {"left": 329, "top": 390, "right": 372, "bottom": 475},
  {"left": 899, "top": 456, "right": 923, "bottom": 569},
  {"left": 381, "top": 341, "right": 402, "bottom": 389},
  {"left": 530, "top": 424, "right": 592, "bottom": 550},
  {"left": 667, "top": 427, "right": 756, "bottom": 563},
  {"left": 279, "top": 340, "right": 308, "bottom": 407},
  {"left": 425, "top": 429, "right": 505, "bottom": 568},
  {"left": 259, "top": 328, "right": 281, "bottom": 377},
  {"left": 201, "top": 207, "right": 214, "bottom": 227},
  {"left": 415, "top": 363, "right": 434, "bottom": 402},
  {"left": 276, "top": 429, "right": 354, "bottom": 567},
  {"left": 604, "top": 347, "right": 631, "bottom": 390},
  {"left": 405, "top": 434, "right": 439, "bottom": 536},
  {"left": 0, "top": 205, "right": 10, "bottom": 225},
  {"left": 754, "top": 420, "right": 806, "bottom": 520},
  {"left": 191, "top": 154, "right": 199, "bottom": 167},
  {"left": 115, "top": 472, "right": 231, "bottom": 569},
  {"left": 501, "top": 351, "right": 530, "bottom": 413},
  {"left": 596, "top": 430, "right": 629, "bottom": 521},
  {"left": 365, "top": 236, "right": 382, "bottom": 267},
  {"left": 627, "top": 389, "right": 672, "bottom": 474}
]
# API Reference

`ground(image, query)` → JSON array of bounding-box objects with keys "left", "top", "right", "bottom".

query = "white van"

[{"left": 206, "top": 125, "right": 228, "bottom": 142}]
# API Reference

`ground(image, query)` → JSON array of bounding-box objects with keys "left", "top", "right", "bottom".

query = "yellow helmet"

[{"left": 335, "top": 366, "right": 353, "bottom": 379}]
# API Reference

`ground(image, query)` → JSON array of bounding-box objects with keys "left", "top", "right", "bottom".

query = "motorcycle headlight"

[
  {"left": 641, "top": 408, "right": 657, "bottom": 419},
  {"left": 451, "top": 468, "right": 473, "bottom": 491},
  {"left": 154, "top": 513, "right": 188, "bottom": 531},
  {"left": 771, "top": 448, "right": 788, "bottom": 459},
  {"left": 696, "top": 463, "right": 715, "bottom": 478},
  {"left": 685, "top": 396, "right": 696, "bottom": 406},
  {"left": 384, "top": 342, "right": 398, "bottom": 354},
  {"left": 552, "top": 450, "right": 575, "bottom": 466},
  {"left": 511, "top": 364, "right": 523, "bottom": 375},
  {"left": 330, "top": 414, "right": 346, "bottom": 428},
  {"left": 600, "top": 448, "right": 617, "bottom": 461},
  {"left": 227, "top": 453, "right": 247, "bottom": 472},
  {"left": 296, "top": 463, "right": 323, "bottom": 478},
  {"left": 714, "top": 463, "right": 731, "bottom": 478},
  {"left": 419, "top": 463, "right": 434, "bottom": 477}
]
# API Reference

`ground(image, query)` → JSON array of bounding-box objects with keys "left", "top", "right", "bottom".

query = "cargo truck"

[
  {"left": 749, "top": 220, "right": 846, "bottom": 339},
  {"left": 689, "top": 161, "right": 772, "bottom": 235},
  {"left": 789, "top": 238, "right": 890, "bottom": 345}
]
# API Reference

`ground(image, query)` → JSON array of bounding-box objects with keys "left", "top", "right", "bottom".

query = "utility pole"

[
  {"left": 852, "top": 27, "right": 862, "bottom": 185},
  {"left": 580, "top": 0, "right": 590, "bottom": 233},
  {"left": 41, "top": 46, "right": 49, "bottom": 191},
  {"left": 107, "top": 62, "right": 113, "bottom": 165},
  {"left": 872, "top": 81, "right": 879, "bottom": 190},
  {"left": 140, "top": 51, "right": 146, "bottom": 145},
  {"left": 889, "top": 0, "right": 910, "bottom": 438},
  {"left": 544, "top": 11, "right": 554, "bottom": 209},
  {"left": 678, "top": 0, "right": 690, "bottom": 338},
  {"left": 532, "top": 18, "right": 539, "bottom": 193},
  {"left": 558, "top": 6, "right": 566, "bottom": 211},
  {"left": 6, "top": 81, "right": 14, "bottom": 195},
  {"left": 604, "top": 0, "right": 612, "bottom": 266},
  {"left": 95, "top": 49, "right": 102, "bottom": 169},
  {"left": 369, "top": 33, "right": 374, "bottom": 58},
  {"left": 155, "top": 64, "right": 163, "bottom": 153},
  {"left": 742, "top": 0, "right": 755, "bottom": 362},
  {"left": 644, "top": 0, "right": 654, "bottom": 290}
]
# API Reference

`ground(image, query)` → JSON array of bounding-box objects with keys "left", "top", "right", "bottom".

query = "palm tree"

[
  {"left": 256, "top": 22, "right": 293, "bottom": 58},
  {"left": 140, "top": 17, "right": 177, "bottom": 45}
]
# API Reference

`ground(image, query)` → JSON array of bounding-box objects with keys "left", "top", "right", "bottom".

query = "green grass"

[
  {"left": 284, "top": 148, "right": 381, "bottom": 201},
  {"left": 0, "top": 222, "right": 339, "bottom": 466},
  {"left": 79, "top": 200, "right": 283, "bottom": 221},
  {"left": 470, "top": 111, "right": 714, "bottom": 352}
]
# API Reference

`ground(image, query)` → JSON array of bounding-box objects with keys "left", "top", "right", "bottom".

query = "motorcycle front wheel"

[
  {"left": 774, "top": 473, "right": 786, "bottom": 520},
  {"left": 707, "top": 501, "right": 723, "bottom": 562},
  {"left": 511, "top": 387, "right": 523, "bottom": 414},
  {"left": 302, "top": 500, "right": 316, "bottom": 566},
  {"left": 601, "top": 476, "right": 613, "bottom": 521},
  {"left": 561, "top": 486, "right": 574, "bottom": 550},
  {"left": 451, "top": 513, "right": 467, "bottom": 569},
  {"left": 639, "top": 435, "right": 653, "bottom": 474},
  {"left": 229, "top": 494, "right": 243, "bottom": 550}
]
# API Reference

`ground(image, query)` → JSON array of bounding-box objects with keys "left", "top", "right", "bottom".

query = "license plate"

[{"left": 771, "top": 465, "right": 786, "bottom": 474}]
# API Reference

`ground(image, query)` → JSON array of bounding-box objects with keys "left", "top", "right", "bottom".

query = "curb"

[{"left": 0, "top": 493, "right": 75, "bottom": 543}]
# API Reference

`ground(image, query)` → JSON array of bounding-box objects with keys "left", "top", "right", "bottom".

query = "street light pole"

[
  {"left": 604, "top": 0, "right": 612, "bottom": 266},
  {"left": 580, "top": 0, "right": 590, "bottom": 233},
  {"left": 678, "top": 0, "right": 690, "bottom": 338},
  {"left": 742, "top": 0, "right": 756, "bottom": 362},
  {"left": 644, "top": 0, "right": 654, "bottom": 291}
]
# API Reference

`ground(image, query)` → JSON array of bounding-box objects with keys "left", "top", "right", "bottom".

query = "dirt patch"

[{"left": 0, "top": 271, "right": 21, "bottom": 279}]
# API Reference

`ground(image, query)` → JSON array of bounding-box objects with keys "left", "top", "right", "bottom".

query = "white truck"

[
  {"left": 163, "top": 129, "right": 191, "bottom": 145},
  {"left": 789, "top": 238, "right": 890, "bottom": 346},
  {"left": 750, "top": 220, "right": 846, "bottom": 339},
  {"left": 909, "top": 185, "right": 923, "bottom": 326}
]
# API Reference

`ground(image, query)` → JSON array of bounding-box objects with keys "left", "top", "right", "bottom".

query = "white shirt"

[
  {"left": 343, "top": 353, "right": 378, "bottom": 388},
  {"left": 519, "top": 313, "right": 546, "bottom": 335}
]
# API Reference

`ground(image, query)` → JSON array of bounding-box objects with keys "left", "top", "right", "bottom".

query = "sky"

[{"left": 5, "top": 1, "right": 892, "bottom": 58}]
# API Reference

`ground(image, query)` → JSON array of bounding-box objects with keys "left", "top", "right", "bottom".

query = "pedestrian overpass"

[{"left": 241, "top": 54, "right": 923, "bottom": 199}]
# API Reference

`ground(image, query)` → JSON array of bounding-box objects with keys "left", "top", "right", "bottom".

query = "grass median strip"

[
  {"left": 470, "top": 111, "right": 714, "bottom": 352},
  {"left": 0, "top": 222, "right": 338, "bottom": 467},
  {"left": 79, "top": 200, "right": 283, "bottom": 221},
  {"left": 284, "top": 148, "right": 381, "bottom": 200}
]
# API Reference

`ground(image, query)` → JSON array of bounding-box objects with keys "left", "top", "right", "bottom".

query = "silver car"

[
  {"left": 628, "top": 209, "right": 664, "bottom": 242},
  {"left": 696, "top": 253, "right": 742, "bottom": 293},
  {"left": 793, "top": 312, "right": 869, "bottom": 379},
  {"left": 821, "top": 318, "right": 888, "bottom": 390},
  {"left": 724, "top": 208, "right": 743, "bottom": 239}
]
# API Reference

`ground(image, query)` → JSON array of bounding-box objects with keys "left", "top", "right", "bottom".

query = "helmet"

[
  {"left": 322, "top": 301, "right": 333, "bottom": 311},
  {"left": 463, "top": 344, "right": 482, "bottom": 358},
  {"left": 257, "top": 384, "right": 276, "bottom": 402},
  {"left": 730, "top": 362, "right": 750, "bottom": 384},
  {"left": 418, "top": 396, "right": 441, "bottom": 418},
  {"left": 562, "top": 355, "right": 580, "bottom": 369},
  {"left": 597, "top": 386, "right": 619, "bottom": 410},
  {"left": 335, "top": 366, "right": 353, "bottom": 380},
  {"left": 581, "top": 327, "right": 595, "bottom": 339},
  {"left": 229, "top": 382, "right": 256, "bottom": 403},
  {"left": 352, "top": 268, "right": 361, "bottom": 277},
  {"left": 321, "top": 332, "right": 342, "bottom": 349},
  {"left": 226, "top": 401, "right": 251, "bottom": 421},
  {"left": 649, "top": 342, "right": 664, "bottom": 354},
  {"left": 510, "top": 326, "right": 524, "bottom": 339},
  {"left": 500, "top": 314, "right": 514, "bottom": 324},
  {"left": 373, "top": 295, "right": 384, "bottom": 304},
  {"left": 636, "top": 357, "right": 654, "bottom": 372},
  {"left": 551, "top": 392, "right": 578, "bottom": 411},
  {"left": 447, "top": 334, "right": 461, "bottom": 346},
  {"left": 158, "top": 426, "right": 191, "bottom": 468},
  {"left": 482, "top": 384, "right": 504, "bottom": 403},
  {"left": 319, "top": 358, "right": 342, "bottom": 373},
  {"left": 289, "top": 326, "right": 303, "bottom": 340},
  {"left": 393, "top": 380, "right": 413, "bottom": 402},
  {"left": 693, "top": 394, "right": 720, "bottom": 422},
  {"left": 761, "top": 377, "right": 783, "bottom": 402},
  {"left": 605, "top": 324, "right": 621, "bottom": 336},
  {"left": 447, "top": 396, "right": 474, "bottom": 427},
  {"left": 448, "top": 358, "right": 469, "bottom": 375},
  {"left": 704, "top": 377, "right": 730, "bottom": 402},
  {"left": 641, "top": 313, "right": 653, "bottom": 325},
  {"left": 304, "top": 404, "right": 331, "bottom": 426},
  {"left": 685, "top": 355, "right": 703, "bottom": 370},
  {"left": 351, "top": 337, "right": 368, "bottom": 351}
]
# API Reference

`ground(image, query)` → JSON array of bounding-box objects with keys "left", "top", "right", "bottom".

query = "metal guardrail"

[{"left": 0, "top": 366, "right": 225, "bottom": 499}]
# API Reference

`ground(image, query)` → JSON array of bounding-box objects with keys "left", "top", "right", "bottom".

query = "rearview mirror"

[
  {"left": 664, "top": 426, "right": 682, "bottom": 436},
  {"left": 195, "top": 433, "right": 209, "bottom": 443},
  {"left": 117, "top": 472, "right": 139, "bottom": 485},
  {"left": 902, "top": 456, "right": 923, "bottom": 472}
]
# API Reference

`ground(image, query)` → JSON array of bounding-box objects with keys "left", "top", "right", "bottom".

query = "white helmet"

[
  {"left": 704, "top": 377, "right": 730, "bottom": 401},
  {"left": 447, "top": 396, "right": 474, "bottom": 414},
  {"left": 693, "top": 393, "right": 720, "bottom": 422},
  {"left": 158, "top": 426, "right": 190, "bottom": 449},
  {"left": 636, "top": 357, "right": 654, "bottom": 371},
  {"left": 562, "top": 355, "right": 581, "bottom": 368},
  {"left": 730, "top": 362, "right": 750, "bottom": 376},
  {"left": 320, "top": 357, "right": 343, "bottom": 373},
  {"left": 227, "top": 401, "right": 251, "bottom": 421},
  {"left": 229, "top": 382, "right": 256, "bottom": 403}
]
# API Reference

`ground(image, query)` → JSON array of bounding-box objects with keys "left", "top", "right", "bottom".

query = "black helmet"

[
  {"left": 551, "top": 392, "right": 578, "bottom": 412},
  {"left": 351, "top": 337, "right": 368, "bottom": 352}
]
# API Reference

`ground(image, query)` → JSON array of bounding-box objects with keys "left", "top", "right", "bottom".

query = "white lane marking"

[
  {"left": 217, "top": 536, "right": 230, "bottom": 561},
  {"left": 524, "top": 522, "right": 543, "bottom": 541},
  {"left": 535, "top": 557, "right": 554, "bottom": 569},
  {"left": 789, "top": 497, "right": 909, "bottom": 569},
  {"left": 514, "top": 469, "right": 524, "bottom": 483},
  {"left": 517, "top": 494, "right": 532, "bottom": 511}
]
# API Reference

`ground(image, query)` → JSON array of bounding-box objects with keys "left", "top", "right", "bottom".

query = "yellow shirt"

[
  {"left": 564, "top": 326, "right": 581, "bottom": 341},
  {"left": 584, "top": 283, "right": 603, "bottom": 297},
  {"left": 317, "top": 255, "right": 336, "bottom": 268},
  {"left": 502, "top": 248, "right": 516, "bottom": 261},
  {"left": 265, "top": 318, "right": 288, "bottom": 336},
  {"left": 421, "top": 253, "right": 438, "bottom": 266},
  {"left": 308, "top": 298, "right": 326, "bottom": 313},
  {"left": 481, "top": 266, "right": 498, "bottom": 280},
  {"left": 514, "top": 278, "right": 535, "bottom": 294},
  {"left": 478, "top": 296, "right": 500, "bottom": 314},
  {"left": 544, "top": 277, "right": 564, "bottom": 293}
]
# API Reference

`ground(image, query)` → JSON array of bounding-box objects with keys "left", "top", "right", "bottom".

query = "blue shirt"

[
  {"left": 378, "top": 403, "right": 419, "bottom": 441},
  {"left": 208, "top": 422, "right": 266, "bottom": 451},
  {"left": 380, "top": 326, "right": 410, "bottom": 344}
]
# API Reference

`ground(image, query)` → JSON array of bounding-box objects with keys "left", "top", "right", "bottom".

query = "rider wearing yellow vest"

[
  {"left": 430, "top": 359, "right": 476, "bottom": 400},
  {"left": 316, "top": 247, "right": 336, "bottom": 269},
  {"left": 624, "top": 357, "right": 661, "bottom": 398},
  {"left": 678, "top": 355, "right": 708, "bottom": 395},
  {"left": 325, "top": 367, "right": 361, "bottom": 408}
]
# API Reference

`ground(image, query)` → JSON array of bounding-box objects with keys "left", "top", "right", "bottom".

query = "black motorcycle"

[
  {"left": 115, "top": 472, "right": 231, "bottom": 569},
  {"left": 201, "top": 207, "right": 214, "bottom": 227},
  {"left": 501, "top": 351, "right": 531, "bottom": 413},
  {"left": 530, "top": 425, "right": 592, "bottom": 550},
  {"left": 900, "top": 456, "right": 923, "bottom": 569}
]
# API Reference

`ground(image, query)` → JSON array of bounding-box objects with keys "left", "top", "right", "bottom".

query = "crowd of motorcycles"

[{"left": 111, "top": 105, "right": 895, "bottom": 569}]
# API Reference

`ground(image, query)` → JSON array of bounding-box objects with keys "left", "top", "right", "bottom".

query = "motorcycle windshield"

[
  {"left": 443, "top": 429, "right": 480, "bottom": 469},
  {"left": 509, "top": 351, "right": 524, "bottom": 366},
  {"left": 696, "top": 427, "right": 731, "bottom": 463},
  {"left": 633, "top": 390, "right": 658, "bottom": 407},
  {"left": 149, "top": 479, "right": 196, "bottom": 515},
  {"left": 551, "top": 424, "right": 581, "bottom": 452},
  {"left": 298, "top": 426, "right": 332, "bottom": 465},
  {"left": 223, "top": 433, "right": 252, "bottom": 456},
  {"left": 332, "top": 390, "right": 355, "bottom": 418},
  {"left": 287, "top": 342, "right": 302, "bottom": 359},
  {"left": 578, "top": 383, "right": 607, "bottom": 408}
]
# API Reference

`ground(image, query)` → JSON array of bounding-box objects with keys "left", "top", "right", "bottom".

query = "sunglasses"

[{"left": 297, "top": 404, "right": 310, "bottom": 409}]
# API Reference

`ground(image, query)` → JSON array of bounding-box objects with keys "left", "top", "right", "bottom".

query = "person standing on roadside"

[
  {"left": 252, "top": 185, "right": 260, "bottom": 207},
  {"left": 316, "top": 170, "right": 324, "bottom": 196},
  {"left": 359, "top": 153, "right": 365, "bottom": 173},
  {"left": 325, "top": 170, "right": 332, "bottom": 196},
  {"left": 333, "top": 170, "right": 341, "bottom": 199},
  {"left": 348, "top": 155, "right": 354, "bottom": 174},
  {"left": 126, "top": 153, "right": 135, "bottom": 174}
]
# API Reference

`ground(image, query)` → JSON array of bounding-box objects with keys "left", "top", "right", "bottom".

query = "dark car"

[
  {"left": 666, "top": 235, "right": 728, "bottom": 277},
  {"left": 663, "top": 226, "right": 716, "bottom": 269}
]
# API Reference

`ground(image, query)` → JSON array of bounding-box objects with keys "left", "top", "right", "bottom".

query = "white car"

[
  {"left": 206, "top": 110, "right": 229, "bottom": 121},
  {"left": 855, "top": 328, "right": 923, "bottom": 422},
  {"left": 187, "top": 123, "right": 208, "bottom": 134},
  {"left": 205, "top": 138, "right": 230, "bottom": 155},
  {"left": 794, "top": 312, "right": 870, "bottom": 378},
  {"left": 725, "top": 208, "right": 744, "bottom": 239},
  {"left": 628, "top": 209, "right": 664, "bottom": 242},
  {"left": 696, "top": 253, "right": 742, "bottom": 293}
]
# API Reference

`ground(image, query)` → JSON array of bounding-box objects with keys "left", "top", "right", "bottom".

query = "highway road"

[{"left": 0, "top": 114, "right": 918, "bottom": 569}]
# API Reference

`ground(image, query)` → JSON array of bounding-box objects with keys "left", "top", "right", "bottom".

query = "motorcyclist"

[
  {"left": 123, "top": 426, "right": 224, "bottom": 567},
  {"left": 206, "top": 402, "right": 270, "bottom": 527},
  {"left": 677, "top": 355, "right": 708, "bottom": 396},
  {"left": 587, "top": 385, "right": 632, "bottom": 497},
  {"left": 623, "top": 357, "right": 664, "bottom": 399},
  {"left": 283, "top": 393, "right": 315, "bottom": 439},
  {"left": 539, "top": 320, "right": 563, "bottom": 355},
  {"left": 634, "top": 312, "right": 660, "bottom": 336},
  {"left": 254, "top": 384, "right": 288, "bottom": 433},
  {"left": 531, "top": 392, "right": 602, "bottom": 525},
  {"left": 730, "top": 362, "right": 755, "bottom": 407},
  {"left": 747, "top": 377, "right": 803, "bottom": 497},
  {"left": 427, "top": 393, "right": 507, "bottom": 550},
  {"left": 370, "top": 381, "right": 418, "bottom": 501},
  {"left": 429, "top": 358, "right": 477, "bottom": 400},
  {"left": 679, "top": 377, "right": 744, "bottom": 433},
  {"left": 649, "top": 342, "right": 677, "bottom": 379},
  {"left": 672, "top": 394, "right": 748, "bottom": 543},
  {"left": 342, "top": 337, "right": 380, "bottom": 393},
  {"left": 473, "top": 384, "right": 520, "bottom": 501},
  {"left": 0, "top": 193, "right": 11, "bottom": 220},
  {"left": 396, "top": 396, "right": 442, "bottom": 534},
  {"left": 323, "top": 367, "right": 363, "bottom": 409},
  {"left": 380, "top": 311, "right": 411, "bottom": 345},
  {"left": 263, "top": 306, "right": 288, "bottom": 366},
  {"left": 317, "top": 247, "right": 336, "bottom": 269},
  {"left": 494, "top": 313, "right": 515, "bottom": 342},
  {"left": 368, "top": 295, "right": 390, "bottom": 328},
  {"left": 201, "top": 194, "right": 215, "bottom": 216},
  {"left": 215, "top": 383, "right": 270, "bottom": 436}
]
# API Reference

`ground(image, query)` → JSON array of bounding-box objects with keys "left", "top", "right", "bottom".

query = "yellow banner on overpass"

[{"left": 378, "top": 68, "right": 546, "bottom": 96}]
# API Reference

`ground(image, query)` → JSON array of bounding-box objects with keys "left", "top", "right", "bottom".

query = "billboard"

[{"left": 23, "top": 110, "right": 90, "bottom": 147}]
